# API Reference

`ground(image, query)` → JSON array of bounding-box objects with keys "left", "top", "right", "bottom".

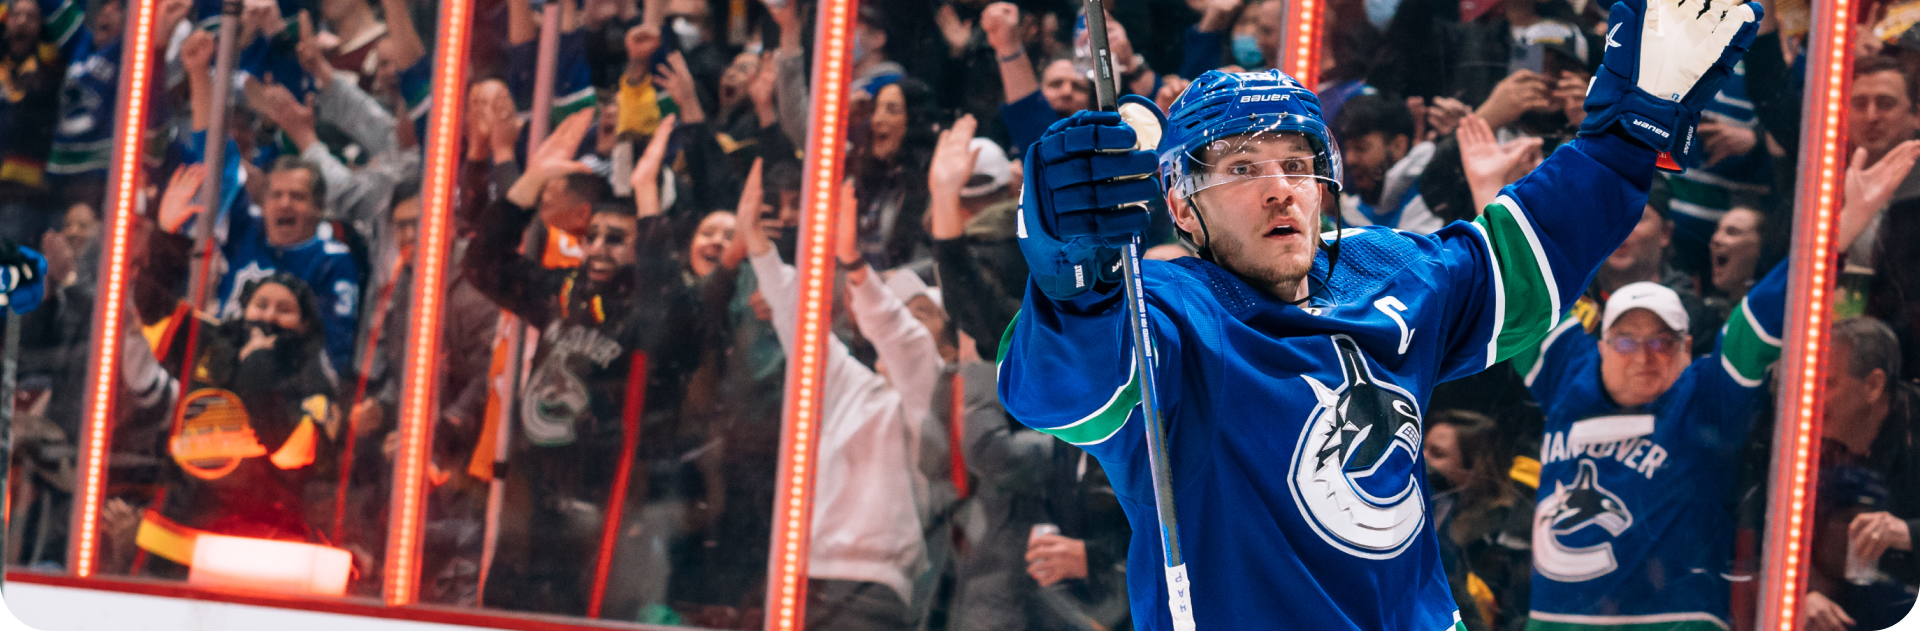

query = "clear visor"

[{"left": 1168, "top": 128, "right": 1340, "bottom": 200}]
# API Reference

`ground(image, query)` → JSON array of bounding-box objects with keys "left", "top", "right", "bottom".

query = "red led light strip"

[
  {"left": 1283, "top": 0, "right": 1323, "bottom": 88},
  {"left": 761, "top": 0, "right": 857, "bottom": 628},
  {"left": 1758, "top": 1, "right": 1851, "bottom": 628},
  {"left": 71, "top": 0, "right": 162, "bottom": 579},
  {"left": 381, "top": 0, "right": 472, "bottom": 605}
]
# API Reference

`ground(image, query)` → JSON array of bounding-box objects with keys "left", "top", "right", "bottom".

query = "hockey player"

[
  {"left": 1516, "top": 265, "right": 1783, "bottom": 630},
  {"left": 995, "top": 0, "right": 1762, "bottom": 628}
]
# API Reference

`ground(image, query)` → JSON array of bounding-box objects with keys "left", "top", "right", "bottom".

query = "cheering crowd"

[{"left": 1, "top": 0, "right": 1918, "bottom": 628}]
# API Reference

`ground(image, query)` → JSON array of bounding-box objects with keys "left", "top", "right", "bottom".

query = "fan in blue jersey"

[
  {"left": 995, "top": 0, "right": 1762, "bottom": 628},
  {"left": 1513, "top": 267, "right": 1785, "bottom": 631}
]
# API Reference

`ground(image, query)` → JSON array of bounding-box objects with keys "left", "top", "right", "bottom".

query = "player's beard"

[{"left": 1192, "top": 196, "right": 1320, "bottom": 298}]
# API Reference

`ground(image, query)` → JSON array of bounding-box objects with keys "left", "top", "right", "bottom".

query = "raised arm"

[{"left": 1429, "top": 0, "right": 1763, "bottom": 378}]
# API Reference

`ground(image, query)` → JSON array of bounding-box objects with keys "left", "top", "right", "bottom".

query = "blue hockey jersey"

[
  {"left": 1514, "top": 263, "right": 1786, "bottom": 631},
  {"left": 185, "top": 132, "right": 361, "bottom": 372},
  {"left": 998, "top": 133, "right": 1659, "bottom": 630}
]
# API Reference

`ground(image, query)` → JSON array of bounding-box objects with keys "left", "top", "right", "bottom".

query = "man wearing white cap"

[
  {"left": 1512, "top": 260, "right": 1788, "bottom": 631},
  {"left": 929, "top": 115, "right": 1029, "bottom": 361}
]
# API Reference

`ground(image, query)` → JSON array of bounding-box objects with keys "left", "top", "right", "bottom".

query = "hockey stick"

[{"left": 1081, "top": 2, "right": 1195, "bottom": 629}]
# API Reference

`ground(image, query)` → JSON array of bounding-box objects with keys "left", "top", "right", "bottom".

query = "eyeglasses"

[{"left": 1605, "top": 335, "right": 1680, "bottom": 355}]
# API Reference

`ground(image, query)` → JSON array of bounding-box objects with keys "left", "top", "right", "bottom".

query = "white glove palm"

[{"left": 1634, "top": 0, "right": 1758, "bottom": 102}]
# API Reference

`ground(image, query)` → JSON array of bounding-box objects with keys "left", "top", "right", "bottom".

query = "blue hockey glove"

[
  {"left": 1579, "top": 0, "right": 1761, "bottom": 172},
  {"left": 0, "top": 241, "right": 46, "bottom": 314},
  {"left": 1019, "top": 95, "right": 1166, "bottom": 301}
]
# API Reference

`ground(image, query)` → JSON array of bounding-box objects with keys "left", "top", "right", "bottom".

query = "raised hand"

[
  {"left": 935, "top": 4, "right": 975, "bottom": 57},
  {"left": 1555, "top": 70, "right": 1591, "bottom": 128},
  {"left": 737, "top": 159, "right": 770, "bottom": 256},
  {"left": 1839, "top": 140, "right": 1920, "bottom": 251},
  {"left": 1195, "top": 0, "right": 1244, "bottom": 33},
  {"left": 655, "top": 51, "right": 705, "bottom": 124},
  {"left": 1697, "top": 117, "right": 1757, "bottom": 167},
  {"left": 632, "top": 113, "right": 678, "bottom": 218},
  {"left": 1423, "top": 96, "right": 1472, "bottom": 141},
  {"left": 1457, "top": 113, "right": 1543, "bottom": 213},
  {"left": 159, "top": 164, "right": 210, "bottom": 233},
  {"left": 835, "top": 178, "right": 866, "bottom": 283},
  {"left": 295, "top": 11, "right": 334, "bottom": 90},
  {"left": 1581, "top": 0, "right": 1762, "bottom": 170},
  {"left": 1475, "top": 70, "right": 1552, "bottom": 129},
  {"left": 181, "top": 30, "right": 215, "bottom": 73},
  {"left": 505, "top": 110, "right": 595, "bottom": 208},
  {"left": 1155, "top": 75, "right": 1190, "bottom": 114},
  {"left": 748, "top": 51, "right": 778, "bottom": 123},
  {"left": 981, "top": 2, "right": 1020, "bottom": 56}
]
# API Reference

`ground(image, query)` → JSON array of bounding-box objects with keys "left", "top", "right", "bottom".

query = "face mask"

[
  {"left": 672, "top": 16, "right": 703, "bottom": 49},
  {"left": 851, "top": 29, "right": 868, "bottom": 64},
  {"left": 774, "top": 225, "right": 800, "bottom": 261},
  {"left": 1232, "top": 35, "right": 1264, "bottom": 68}
]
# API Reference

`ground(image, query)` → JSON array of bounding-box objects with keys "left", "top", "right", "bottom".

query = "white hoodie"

[{"left": 751, "top": 250, "right": 938, "bottom": 604}]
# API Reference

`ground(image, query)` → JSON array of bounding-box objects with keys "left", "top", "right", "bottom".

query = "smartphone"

[{"left": 1510, "top": 42, "right": 1547, "bottom": 76}]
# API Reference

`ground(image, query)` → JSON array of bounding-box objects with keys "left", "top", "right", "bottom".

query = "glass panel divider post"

[
  {"left": 382, "top": 0, "right": 476, "bottom": 605},
  {"left": 762, "top": 0, "right": 860, "bottom": 628},
  {"left": 71, "top": 0, "right": 164, "bottom": 579},
  {"left": 1760, "top": 0, "right": 1854, "bottom": 627}
]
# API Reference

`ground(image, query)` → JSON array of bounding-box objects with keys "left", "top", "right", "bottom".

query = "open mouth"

[
  {"left": 1265, "top": 223, "right": 1302, "bottom": 239},
  {"left": 1713, "top": 253, "right": 1730, "bottom": 270}
]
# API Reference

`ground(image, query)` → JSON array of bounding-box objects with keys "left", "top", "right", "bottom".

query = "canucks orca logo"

[
  {"left": 1534, "top": 458, "right": 1635, "bottom": 582},
  {"left": 1289, "top": 335, "right": 1426, "bottom": 559}
]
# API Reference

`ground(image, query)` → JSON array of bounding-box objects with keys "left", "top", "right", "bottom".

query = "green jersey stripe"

[
  {"left": 1526, "top": 610, "right": 1728, "bottom": 631},
  {"left": 1476, "top": 198, "right": 1561, "bottom": 362},
  {"left": 998, "top": 309, "right": 1139, "bottom": 446},
  {"left": 1518, "top": 316, "right": 1583, "bottom": 387},
  {"left": 1038, "top": 359, "right": 1141, "bottom": 445},
  {"left": 1467, "top": 220, "right": 1507, "bottom": 370},
  {"left": 43, "top": 1, "right": 82, "bottom": 48},
  {"left": 1718, "top": 297, "right": 1782, "bottom": 387}
]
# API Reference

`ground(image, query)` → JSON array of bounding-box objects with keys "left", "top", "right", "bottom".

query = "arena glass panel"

[
  {"left": 1769, "top": 0, "right": 1920, "bottom": 627},
  {"left": 7, "top": 0, "right": 448, "bottom": 609},
  {"left": 0, "top": 0, "right": 131, "bottom": 585}
]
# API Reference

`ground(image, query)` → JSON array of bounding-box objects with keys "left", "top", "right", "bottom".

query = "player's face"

[
  {"left": 264, "top": 168, "right": 323, "bottom": 247},
  {"left": 1598, "top": 309, "right": 1691, "bottom": 408},
  {"left": 243, "top": 282, "right": 307, "bottom": 335},
  {"left": 584, "top": 213, "right": 639, "bottom": 284},
  {"left": 1173, "top": 133, "right": 1324, "bottom": 300},
  {"left": 1708, "top": 207, "right": 1762, "bottom": 294}
]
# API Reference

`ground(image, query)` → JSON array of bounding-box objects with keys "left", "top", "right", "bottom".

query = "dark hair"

[
  {"left": 1855, "top": 55, "right": 1919, "bottom": 109},
  {"left": 590, "top": 201, "right": 636, "bottom": 218},
  {"left": 269, "top": 156, "right": 329, "bottom": 208},
  {"left": 1645, "top": 175, "right": 1673, "bottom": 223},
  {"left": 1333, "top": 93, "right": 1416, "bottom": 149},
  {"left": 236, "top": 272, "right": 327, "bottom": 366},
  {"left": 558, "top": 172, "right": 615, "bottom": 207},
  {"left": 1417, "top": 136, "right": 1477, "bottom": 224},
  {"left": 1833, "top": 316, "right": 1903, "bottom": 382},
  {"left": 1431, "top": 410, "right": 1510, "bottom": 495}
]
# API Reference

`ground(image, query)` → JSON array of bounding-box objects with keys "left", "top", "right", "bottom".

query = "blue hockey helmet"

[{"left": 1159, "top": 69, "right": 1344, "bottom": 200}]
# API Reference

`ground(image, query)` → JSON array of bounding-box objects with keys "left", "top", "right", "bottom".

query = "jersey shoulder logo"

[
  {"left": 1534, "top": 458, "right": 1635, "bottom": 582},
  {"left": 1289, "top": 334, "right": 1426, "bottom": 559}
]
